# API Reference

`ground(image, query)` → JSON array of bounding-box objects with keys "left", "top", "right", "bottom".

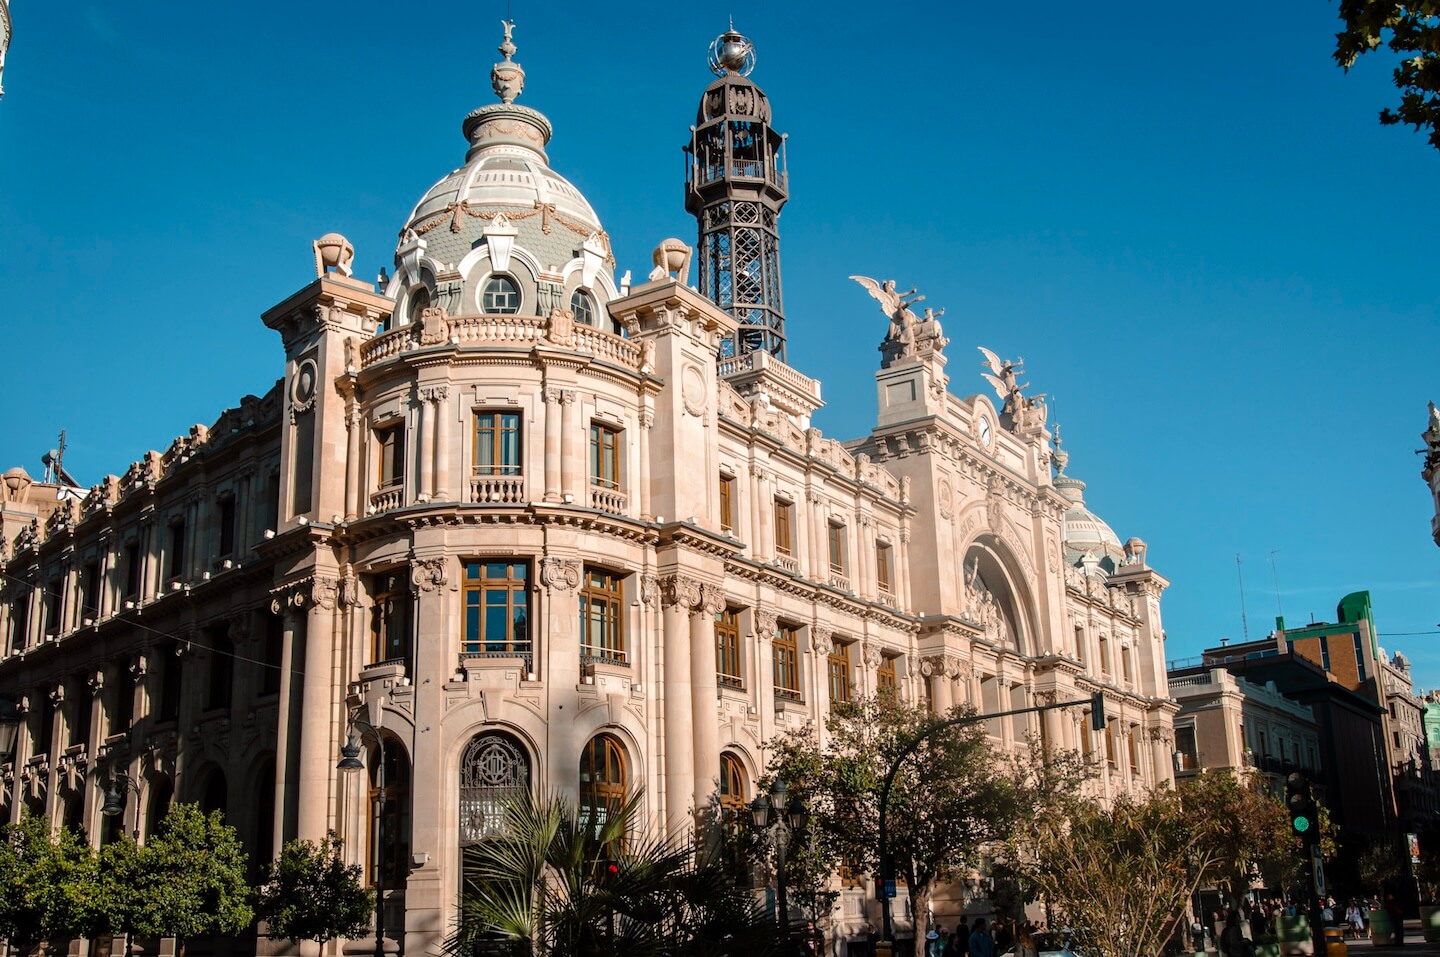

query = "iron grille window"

[
  {"left": 589, "top": 423, "right": 621, "bottom": 490},
  {"left": 827, "top": 639, "right": 852, "bottom": 706},
  {"left": 459, "top": 733, "right": 530, "bottom": 844},
  {"left": 579, "top": 567, "right": 625, "bottom": 663},
  {"left": 482, "top": 275, "right": 520, "bottom": 314},
  {"left": 715, "top": 607, "right": 743, "bottom": 688},
  {"left": 474, "top": 412, "right": 522, "bottom": 476},
  {"left": 463, "top": 561, "right": 530, "bottom": 664},
  {"left": 773, "top": 624, "right": 801, "bottom": 700}
]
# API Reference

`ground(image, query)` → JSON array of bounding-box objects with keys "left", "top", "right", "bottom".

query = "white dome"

[{"left": 1057, "top": 474, "right": 1126, "bottom": 569}]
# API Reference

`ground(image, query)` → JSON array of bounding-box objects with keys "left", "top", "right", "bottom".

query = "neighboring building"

[
  {"left": 0, "top": 0, "right": 10, "bottom": 99},
  {"left": 1168, "top": 667, "right": 1321, "bottom": 787},
  {"left": 1379, "top": 652, "right": 1440, "bottom": 836},
  {"left": 0, "top": 25, "right": 1176, "bottom": 955},
  {"left": 1423, "top": 402, "right": 1440, "bottom": 546}
]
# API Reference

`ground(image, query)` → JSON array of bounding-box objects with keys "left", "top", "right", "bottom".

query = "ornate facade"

[{"left": 0, "top": 24, "right": 1175, "bottom": 954}]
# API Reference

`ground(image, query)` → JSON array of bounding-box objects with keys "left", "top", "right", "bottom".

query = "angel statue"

[
  {"left": 978, "top": 346, "right": 1025, "bottom": 413},
  {"left": 851, "top": 276, "right": 925, "bottom": 358}
]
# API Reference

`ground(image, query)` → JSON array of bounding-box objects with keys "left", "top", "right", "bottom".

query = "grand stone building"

[{"left": 0, "top": 25, "right": 1175, "bottom": 953}]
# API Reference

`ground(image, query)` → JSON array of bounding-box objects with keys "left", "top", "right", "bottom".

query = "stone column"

[
  {"left": 754, "top": 469, "right": 773, "bottom": 558},
  {"left": 660, "top": 577, "right": 696, "bottom": 834},
  {"left": 560, "top": 390, "right": 579, "bottom": 502},
  {"left": 637, "top": 409, "right": 653, "bottom": 520},
  {"left": 344, "top": 406, "right": 362, "bottom": 520},
  {"left": 542, "top": 388, "right": 561, "bottom": 503},
  {"left": 271, "top": 604, "right": 300, "bottom": 853},
  {"left": 429, "top": 386, "right": 451, "bottom": 501},
  {"left": 296, "top": 577, "right": 340, "bottom": 841},
  {"left": 690, "top": 583, "right": 725, "bottom": 826},
  {"left": 925, "top": 657, "right": 953, "bottom": 713},
  {"left": 415, "top": 391, "right": 432, "bottom": 503}
]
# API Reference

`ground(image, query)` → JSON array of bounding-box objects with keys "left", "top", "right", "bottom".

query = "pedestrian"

[
  {"left": 969, "top": 919, "right": 995, "bottom": 957},
  {"left": 1220, "top": 911, "right": 1251, "bottom": 957},
  {"left": 1346, "top": 900, "right": 1365, "bottom": 940},
  {"left": 1320, "top": 898, "right": 1335, "bottom": 926},
  {"left": 1386, "top": 894, "right": 1405, "bottom": 947},
  {"left": 943, "top": 932, "right": 961, "bottom": 957}
]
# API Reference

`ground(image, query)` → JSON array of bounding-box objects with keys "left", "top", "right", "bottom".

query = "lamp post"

[
  {"left": 338, "top": 714, "right": 387, "bottom": 957},
  {"left": 100, "top": 768, "right": 143, "bottom": 839},
  {"left": 750, "top": 778, "right": 808, "bottom": 933}
]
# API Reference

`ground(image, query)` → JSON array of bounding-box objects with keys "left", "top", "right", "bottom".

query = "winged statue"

[
  {"left": 978, "top": 347, "right": 1023, "bottom": 405},
  {"left": 851, "top": 276, "right": 924, "bottom": 345}
]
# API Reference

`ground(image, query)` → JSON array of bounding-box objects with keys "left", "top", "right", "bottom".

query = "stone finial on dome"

[
  {"left": 492, "top": 20, "right": 525, "bottom": 104},
  {"left": 1052, "top": 423, "right": 1070, "bottom": 476}
]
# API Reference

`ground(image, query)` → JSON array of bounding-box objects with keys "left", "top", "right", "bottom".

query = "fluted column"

[
  {"left": 543, "top": 388, "right": 561, "bottom": 502},
  {"left": 429, "top": 385, "right": 451, "bottom": 501},
  {"left": 344, "top": 406, "right": 362, "bottom": 520},
  {"left": 660, "top": 579, "right": 695, "bottom": 834},
  {"left": 271, "top": 605, "right": 300, "bottom": 853},
  {"left": 638, "top": 409, "right": 653, "bottom": 520},
  {"left": 755, "top": 468, "right": 773, "bottom": 557},
  {"left": 690, "top": 583, "right": 725, "bottom": 832},
  {"left": 294, "top": 577, "right": 340, "bottom": 841},
  {"left": 560, "top": 390, "right": 579, "bottom": 502},
  {"left": 415, "top": 391, "right": 432, "bottom": 502}
]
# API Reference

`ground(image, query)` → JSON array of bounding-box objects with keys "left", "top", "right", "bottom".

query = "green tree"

[
  {"left": 253, "top": 832, "right": 374, "bottom": 945},
  {"left": 96, "top": 835, "right": 145, "bottom": 956},
  {"left": 0, "top": 814, "right": 101, "bottom": 950},
  {"left": 445, "top": 790, "right": 781, "bottom": 957},
  {"left": 1357, "top": 839, "right": 1406, "bottom": 898},
  {"left": 1010, "top": 789, "right": 1218, "bottom": 957},
  {"left": 131, "top": 803, "right": 253, "bottom": 957},
  {"left": 765, "top": 696, "right": 1083, "bottom": 941},
  {"left": 1335, "top": 2, "right": 1440, "bottom": 149}
]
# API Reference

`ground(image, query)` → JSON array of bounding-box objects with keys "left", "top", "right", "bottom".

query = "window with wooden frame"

[
  {"left": 579, "top": 567, "right": 625, "bottom": 663},
  {"left": 167, "top": 521, "right": 186, "bottom": 581},
  {"left": 877, "top": 653, "right": 898, "bottom": 696},
  {"left": 1105, "top": 719, "right": 1118, "bottom": 768},
  {"left": 579, "top": 734, "right": 627, "bottom": 835},
  {"left": 463, "top": 561, "right": 531, "bottom": 664},
  {"left": 474, "top": 411, "right": 522, "bottom": 476},
  {"left": 876, "top": 541, "right": 892, "bottom": 594},
  {"left": 773, "top": 623, "right": 801, "bottom": 700},
  {"left": 369, "top": 570, "right": 412, "bottom": 666},
  {"left": 827, "top": 638, "right": 852, "bottom": 706},
  {"left": 589, "top": 423, "right": 621, "bottom": 490},
  {"left": 715, "top": 607, "right": 743, "bottom": 688},
  {"left": 376, "top": 422, "right": 406, "bottom": 489},
  {"left": 217, "top": 496, "right": 237, "bottom": 557},
  {"left": 368, "top": 737, "right": 412, "bottom": 887},
  {"left": 719, "top": 473, "right": 735, "bottom": 533},
  {"left": 828, "top": 522, "right": 847, "bottom": 576},
  {"left": 774, "top": 498, "right": 794, "bottom": 556},
  {"left": 718, "top": 752, "right": 748, "bottom": 876},
  {"left": 1127, "top": 724, "right": 1140, "bottom": 774}
]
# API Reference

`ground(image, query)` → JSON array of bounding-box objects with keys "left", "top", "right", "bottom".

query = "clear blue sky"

[{"left": 1, "top": 3, "right": 1436, "bottom": 684}]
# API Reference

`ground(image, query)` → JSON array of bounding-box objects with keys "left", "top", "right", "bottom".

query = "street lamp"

[
  {"left": 750, "top": 779, "right": 808, "bottom": 932},
  {"left": 100, "top": 768, "right": 142, "bottom": 839},
  {"left": 337, "top": 714, "right": 388, "bottom": 957}
]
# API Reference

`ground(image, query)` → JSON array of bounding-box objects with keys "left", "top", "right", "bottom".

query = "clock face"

[{"left": 978, "top": 416, "right": 993, "bottom": 448}]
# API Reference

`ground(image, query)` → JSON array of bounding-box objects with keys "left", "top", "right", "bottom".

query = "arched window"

[
  {"left": 199, "top": 769, "right": 228, "bottom": 817},
  {"left": 578, "top": 734, "right": 627, "bottom": 833},
  {"left": 146, "top": 777, "right": 173, "bottom": 839},
  {"left": 718, "top": 752, "right": 748, "bottom": 876},
  {"left": 406, "top": 285, "right": 432, "bottom": 325},
  {"left": 459, "top": 732, "right": 530, "bottom": 844},
  {"left": 369, "top": 737, "right": 411, "bottom": 887},
  {"left": 570, "top": 289, "right": 596, "bottom": 326},
  {"left": 482, "top": 275, "right": 521, "bottom": 315}
]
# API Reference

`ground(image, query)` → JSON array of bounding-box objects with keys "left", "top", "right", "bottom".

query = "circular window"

[
  {"left": 482, "top": 275, "right": 521, "bottom": 315},
  {"left": 292, "top": 360, "right": 317, "bottom": 407},
  {"left": 570, "top": 289, "right": 596, "bottom": 327}
]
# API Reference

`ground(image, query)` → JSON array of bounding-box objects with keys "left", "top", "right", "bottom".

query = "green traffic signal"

[{"left": 1294, "top": 816, "right": 1311, "bottom": 833}]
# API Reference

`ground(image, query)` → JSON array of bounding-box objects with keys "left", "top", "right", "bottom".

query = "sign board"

[
  {"left": 1409, "top": 832, "right": 1421, "bottom": 865},
  {"left": 881, "top": 879, "right": 897, "bottom": 900},
  {"left": 1312, "top": 846, "right": 1326, "bottom": 898}
]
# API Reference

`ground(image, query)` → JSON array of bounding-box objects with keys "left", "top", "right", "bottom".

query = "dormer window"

[
  {"left": 570, "top": 289, "right": 596, "bottom": 326},
  {"left": 406, "top": 285, "right": 432, "bottom": 325},
  {"left": 483, "top": 275, "right": 520, "bottom": 315}
]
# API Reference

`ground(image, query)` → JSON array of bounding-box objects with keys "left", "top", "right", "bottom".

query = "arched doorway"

[
  {"left": 578, "top": 734, "right": 627, "bottom": 834},
  {"left": 960, "top": 539, "right": 1030, "bottom": 654}
]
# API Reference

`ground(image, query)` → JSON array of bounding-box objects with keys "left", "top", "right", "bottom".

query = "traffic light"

[
  {"left": 1285, "top": 771, "right": 1319, "bottom": 845},
  {"left": 1090, "top": 692, "right": 1106, "bottom": 732}
]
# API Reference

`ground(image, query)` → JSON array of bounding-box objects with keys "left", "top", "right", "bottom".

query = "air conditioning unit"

[
  {"left": 170, "top": 581, "right": 183, "bottom": 592},
  {"left": 220, "top": 559, "right": 234, "bottom": 570}
]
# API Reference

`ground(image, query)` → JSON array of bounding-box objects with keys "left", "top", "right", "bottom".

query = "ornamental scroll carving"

[
  {"left": 810, "top": 624, "right": 834, "bottom": 654},
  {"left": 418, "top": 306, "right": 450, "bottom": 346},
  {"left": 861, "top": 639, "right": 883, "bottom": 670},
  {"left": 419, "top": 385, "right": 450, "bottom": 405},
  {"left": 753, "top": 610, "right": 778, "bottom": 639},
  {"left": 411, "top": 559, "right": 448, "bottom": 593},
  {"left": 540, "top": 557, "right": 581, "bottom": 592},
  {"left": 660, "top": 574, "right": 703, "bottom": 611},
  {"left": 639, "top": 573, "right": 660, "bottom": 608},
  {"left": 311, "top": 576, "right": 340, "bottom": 610}
]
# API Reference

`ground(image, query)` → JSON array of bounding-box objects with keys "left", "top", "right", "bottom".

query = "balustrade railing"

[
  {"left": 369, "top": 486, "right": 404, "bottom": 513},
  {"left": 588, "top": 486, "right": 627, "bottom": 515},
  {"left": 470, "top": 474, "right": 526, "bottom": 504},
  {"left": 771, "top": 554, "right": 799, "bottom": 574}
]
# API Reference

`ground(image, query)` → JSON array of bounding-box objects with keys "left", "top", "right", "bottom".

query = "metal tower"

[{"left": 684, "top": 27, "right": 790, "bottom": 360}]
